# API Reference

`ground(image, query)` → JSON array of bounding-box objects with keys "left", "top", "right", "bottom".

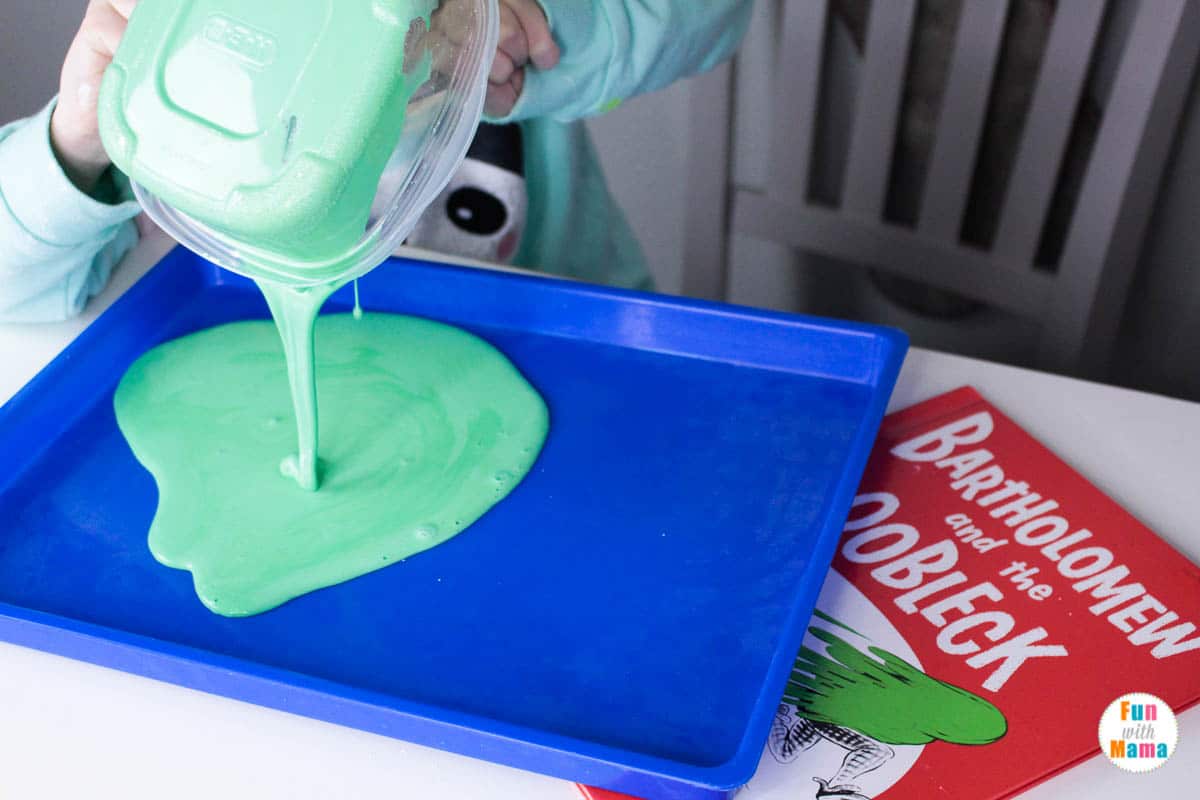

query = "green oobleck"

[
  {"left": 785, "top": 624, "right": 1008, "bottom": 746},
  {"left": 114, "top": 312, "right": 549, "bottom": 617},
  {"left": 256, "top": 280, "right": 340, "bottom": 491}
]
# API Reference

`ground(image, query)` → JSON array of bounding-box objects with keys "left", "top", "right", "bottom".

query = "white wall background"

[
  {"left": 586, "top": 82, "right": 694, "bottom": 296},
  {"left": 1116, "top": 82, "right": 1200, "bottom": 401},
  {"left": 0, "top": 1, "right": 78, "bottom": 121},
  {"left": 2, "top": 1, "right": 1197, "bottom": 400}
]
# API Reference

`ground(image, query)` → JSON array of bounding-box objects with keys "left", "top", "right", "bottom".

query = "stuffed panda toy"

[{"left": 404, "top": 123, "right": 528, "bottom": 264}]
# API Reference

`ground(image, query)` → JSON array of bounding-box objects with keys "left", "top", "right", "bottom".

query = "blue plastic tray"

[{"left": 0, "top": 250, "right": 906, "bottom": 799}]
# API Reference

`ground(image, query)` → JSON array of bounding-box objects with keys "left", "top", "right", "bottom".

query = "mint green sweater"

[{"left": 0, "top": 0, "right": 751, "bottom": 322}]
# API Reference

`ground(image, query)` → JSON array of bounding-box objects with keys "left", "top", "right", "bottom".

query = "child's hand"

[
  {"left": 486, "top": 0, "right": 560, "bottom": 118},
  {"left": 50, "top": 0, "right": 138, "bottom": 194}
]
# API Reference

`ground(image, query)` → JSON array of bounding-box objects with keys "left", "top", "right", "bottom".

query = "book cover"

[{"left": 579, "top": 387, "right": 1200, "bottom": 800}]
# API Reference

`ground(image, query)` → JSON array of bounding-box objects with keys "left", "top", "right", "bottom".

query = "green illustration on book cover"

[{"left": 771, "top": 611, "right": 1008, "bottom": 800}]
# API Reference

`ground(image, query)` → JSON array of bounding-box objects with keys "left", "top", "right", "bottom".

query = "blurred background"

[{"left": 3, "top": 0, "right": 1198, "bottom": 401}]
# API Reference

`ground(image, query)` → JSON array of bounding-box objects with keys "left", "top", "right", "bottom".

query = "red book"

[{"left": 579, "top": 387, "right": 1200, "bottom": 800}]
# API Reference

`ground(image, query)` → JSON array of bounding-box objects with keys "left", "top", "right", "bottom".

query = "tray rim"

[{"left": 0, "top": 250, "right": 909, "bottom": 797}]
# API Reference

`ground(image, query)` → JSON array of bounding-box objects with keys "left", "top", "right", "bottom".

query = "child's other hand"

[
  {"left": 486, "top": 0, "right": 559, "bottom": 118},
  {"left": 50, "top": 0, "right": 138, "bottom": 194}
]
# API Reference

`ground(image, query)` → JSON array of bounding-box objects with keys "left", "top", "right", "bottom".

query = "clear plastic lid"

[{"left": 100, "top": 0, "right": 499, "bottom": 288}]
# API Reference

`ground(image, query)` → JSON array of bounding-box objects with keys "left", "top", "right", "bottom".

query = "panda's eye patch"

[{"left": 446, "top": 187, "right": 507, "bottom": 235}]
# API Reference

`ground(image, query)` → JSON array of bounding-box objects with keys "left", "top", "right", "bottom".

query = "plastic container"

[{"left": 98, "top": 0, "right": 499, "bottom": 287}]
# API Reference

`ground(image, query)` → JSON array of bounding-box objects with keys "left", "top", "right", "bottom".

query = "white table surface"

[{"left": 0, "top": 235, "right": 1196, "bottom": 799}]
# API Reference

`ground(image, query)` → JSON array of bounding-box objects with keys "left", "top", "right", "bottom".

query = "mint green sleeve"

[
  {"left": 494, "top": 0, "right": 754, "bottom": 123},
  {"left": 0, "top": 100, "right": 141, "bottom": 323}
]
